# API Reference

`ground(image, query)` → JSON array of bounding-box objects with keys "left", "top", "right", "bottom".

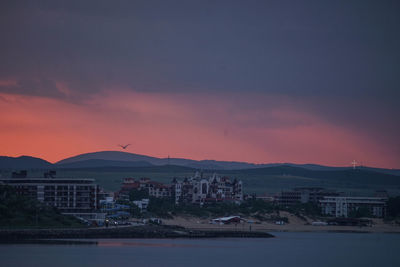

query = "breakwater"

[{"left": 0, "top": 225, "right": 274, "bottom": 240}]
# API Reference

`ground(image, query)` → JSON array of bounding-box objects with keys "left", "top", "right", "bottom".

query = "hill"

[
  {"left": 228, "top": 165, "right": 400, "bottom": 186},
  {"left": 56, "top": 159, "right": 153, "bottom": 169},
  {"left": 0, "top": 156, "right": 53, "bottom": 169},
  {"left": 57, "top": 151, "right": 164, "bottom": 165},
  {"left": 55, "top": 151, "right": 400, "bottom": 175},
  {"left": 56, "top": 150, "right": 262, "bottom": 169},
  {"left": 2, "top": 151, "right": 399, "bottom": 176}
]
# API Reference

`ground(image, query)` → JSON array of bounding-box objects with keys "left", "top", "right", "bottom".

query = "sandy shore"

[{"left": 163, "top": 212, "right": 400, "bottom": 233}]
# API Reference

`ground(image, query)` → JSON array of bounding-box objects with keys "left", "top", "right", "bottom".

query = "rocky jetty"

[{"left": 0, "top": 225, "right": 274, "bottom": 241}]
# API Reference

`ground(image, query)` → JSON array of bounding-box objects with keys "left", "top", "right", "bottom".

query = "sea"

[{"left": 1, "top": 232, "right": 399, "bottom": 267}]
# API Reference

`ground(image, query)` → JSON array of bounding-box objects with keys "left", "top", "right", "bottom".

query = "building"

[
  {"left": 211, "top": 216, "right": 242, "bottom": 224},
  {"left": 319, "top": 196, "right": 387, "bottom": 218},
  {"left": 147, "top": 181, "right": 172, "bottom": 198},
  {"left": 102, "top": 204, "right": 131, "bottom": 220},
  {"left": 172, "top": 172, "right": 243, "bottom": 205},
  {"left": 99, "top": 195, "right": 115, "bottom": 211},
  {"left": 278, "top": 187, "right": 339, "bottom": 206},
  {"left": 116, "top": 173, "right": 243, "bottom": 205},
  {"left": 0, "top": 172, "right": 102, "bottom": 220},
  {"left": 255, "top": 194, "right": 275, "bottom": 202},
  {"left": 118, "top": 177, "right": 172, "bottom": 200},
  {"left": 132, "top": 199, "right": 150, "bottom": 212}
]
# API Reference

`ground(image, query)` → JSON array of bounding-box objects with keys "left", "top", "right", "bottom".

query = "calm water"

[{"left": 1, "top": 232, "right": 399, "bottom": 267}]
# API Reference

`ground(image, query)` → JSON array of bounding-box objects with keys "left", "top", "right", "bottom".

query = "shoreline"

[
  {"left": 1, "top": 224, "right": 399, "bottom": 243},
  {"left": 178, "top": 226, "right": 400, "bottom": 234},
  {"left": 1, "top": 213, "right": 399, "bottom": 241},
  {"left": 173, "top": 225, "right": 400, "bottom": 234},
  {"left": 162, "top": 213, "right": 400, "bottom": 234}
]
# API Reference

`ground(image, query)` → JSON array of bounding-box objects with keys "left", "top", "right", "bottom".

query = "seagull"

[{"left": 118, "top": 144, "right": 131, "bottom": 150}]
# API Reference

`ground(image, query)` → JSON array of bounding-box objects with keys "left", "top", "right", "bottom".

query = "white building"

[
  {"left": 320, "top": 196, "right": 387, "bottom": 218},
  {"left": 172, "top": 172, "right": 243, "bottom": 205},
  {"left": 0, "top": 174, "right": 104, "bottom": 221},
  {"left": 132, "top": 198, "right": 149, "bottom": 212}
]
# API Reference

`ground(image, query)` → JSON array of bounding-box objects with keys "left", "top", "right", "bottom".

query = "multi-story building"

[
  {"left": 320, "top": 196, "right": 387, "bottom": 218},
  {"left": 118, "top": 177, "right": 172, "bottom": 200},
  {"left": 0, "top": 172, "right": 102, "bottom": 220},
  {"left": 278, "top": 187, "right": 339, "bottom": 206},
  {"left": 132, "top": 199, "right": 150, "bottom": 212},
  {"left": 147, "top": 181, "right": 172, "bottom": 198},
  {"left": 117, "top": 173, "right": 243, "bottom": 205},
  {"left": 172, "top": 172, "right": 243, "bottom": 205}
]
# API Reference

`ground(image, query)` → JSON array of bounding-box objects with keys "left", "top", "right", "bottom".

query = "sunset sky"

[{"left": 0, "top": 1, "right": 399, "bottom": 168}]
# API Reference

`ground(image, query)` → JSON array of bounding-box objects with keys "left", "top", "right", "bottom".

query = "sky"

[{"left": 0, "top": 0, "right": 399, "bottom": 168}]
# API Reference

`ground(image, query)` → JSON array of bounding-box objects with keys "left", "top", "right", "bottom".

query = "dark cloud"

[{"left": 1, "top": 1, "right": 399, "bottom": 94}]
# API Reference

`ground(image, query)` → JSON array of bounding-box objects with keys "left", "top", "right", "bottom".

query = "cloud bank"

[{"left": 0, "top": 1, "right": 399, "bottom": 167}]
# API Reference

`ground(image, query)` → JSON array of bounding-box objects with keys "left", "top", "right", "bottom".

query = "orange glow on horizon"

[{"left": 0, "top": 91, "right": 398, "bottom": 168}]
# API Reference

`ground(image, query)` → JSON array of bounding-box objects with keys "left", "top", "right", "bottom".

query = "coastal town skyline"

[{"left": 1, "top": 2, "right": 400, "bottom": 265}]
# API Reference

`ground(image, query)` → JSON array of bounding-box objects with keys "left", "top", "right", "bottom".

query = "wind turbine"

[{"left": 351, "top": 160, "right": 357, "bottom": 170}]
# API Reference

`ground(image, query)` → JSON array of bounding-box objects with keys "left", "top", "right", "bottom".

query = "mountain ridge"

[
  {"left": 0, "top": 151, "right": 399, "bottom": 176},
  {"left": 55, "top": 151, "right": 400, "bottom": 175},
  {"left": 0, "top": 156, "right": 53, "bottom": 169}
]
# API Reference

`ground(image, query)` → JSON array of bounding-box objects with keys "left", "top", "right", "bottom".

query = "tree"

[
  {"left": 387, "top": 197, "right": 400, "bottom": 218},
  {"left": 0, "top": 185, "right": 84, "bottom": 228},
  {"left": 349, "top": 206, "right": 372, "bottom": 218},
  {"left": 147, "top": 197, "right": 175, "bottom": 218},
  {"left": 129, "top": 189, "right": 149, "bottom": 201}
]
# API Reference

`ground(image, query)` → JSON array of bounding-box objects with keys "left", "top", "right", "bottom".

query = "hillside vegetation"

[
  {"left": 1, "top": 164, "right": 399, "bottom": 196},
  {"left": 0, "top": 185, "right": 85, "bottom": 229},
  {"left": 0, "top": 165, "right": 395, "bottom": 196}
]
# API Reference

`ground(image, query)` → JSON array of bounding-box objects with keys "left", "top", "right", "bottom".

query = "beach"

[{"left": 163, "top": 212, "right": 400, "bottom": 233}]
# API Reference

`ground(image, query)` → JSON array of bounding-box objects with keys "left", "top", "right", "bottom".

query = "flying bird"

[{"left": 118, "top": 144, "right": 131, "bottom": 150}]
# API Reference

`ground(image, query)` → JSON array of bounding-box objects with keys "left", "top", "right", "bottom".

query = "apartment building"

[
  {"left": 118, "top": 177, "right": 172, "bottom": 200},
  {"left": 278, "top": 187, "right": 340, "bottom": 206},
  {"left": 0, "top": 172, "right": 101, "bottom": 219},
  {"left": 319, "top": 196, "right": 387, "bottom": 218}
]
